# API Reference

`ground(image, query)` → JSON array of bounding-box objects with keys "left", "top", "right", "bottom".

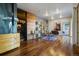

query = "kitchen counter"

[{"left": 0, "top": 33, "right": 20, "bottom": 54}]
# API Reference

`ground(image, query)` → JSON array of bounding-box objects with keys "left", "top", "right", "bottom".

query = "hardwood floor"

[
  {"left": 73, "top": 45, "right": 79, "bottom": 56},
  {"left": 0, "top": 36, "right": 74, "bottom": 56}
]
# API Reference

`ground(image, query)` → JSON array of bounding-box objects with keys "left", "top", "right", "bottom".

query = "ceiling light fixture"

[
  {"left": 60, "top": 14, "right": 62, "bottom": 18},
  {"left": 45, "top": 8, "right": 48, "bottom": 16},
  {"left": 56, "top": 8, "right": 60, "bottom": 14},
  {"left": 51, "top": 16, "right": 54, "bottom": 19}
]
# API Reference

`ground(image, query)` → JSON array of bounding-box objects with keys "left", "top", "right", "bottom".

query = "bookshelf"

[{"left": 17, "top": 8, "right": 27, "bottom": 40}]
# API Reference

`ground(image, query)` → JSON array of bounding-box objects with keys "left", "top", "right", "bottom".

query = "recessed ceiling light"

[
  {"left": 56, "top": 8, "right": 60, "bottom": 14},
  {"left": 51, "top": 16, "right": 54, "bottom": 19},
  {"left": 60, "top": 14, "right": 62, "bottom": 18}
]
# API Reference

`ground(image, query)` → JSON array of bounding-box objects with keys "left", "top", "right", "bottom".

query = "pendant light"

[{"left": 45, "top": 8, "right": 48, "bottom": 16}]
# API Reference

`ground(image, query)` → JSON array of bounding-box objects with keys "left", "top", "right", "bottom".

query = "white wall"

[
  {"left": 72, "top": 7, "right": 77, "bottom": 45},
  {"left": 27, "top": 21, "right": 36, "bottom": 34},
  {"left": 48, "top": 18, "right": 71, "bottom": 35}
]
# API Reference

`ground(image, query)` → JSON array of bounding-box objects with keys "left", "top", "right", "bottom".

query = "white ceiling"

[{"left": 17, "top": 3, "right": 77, "bottom": 20}]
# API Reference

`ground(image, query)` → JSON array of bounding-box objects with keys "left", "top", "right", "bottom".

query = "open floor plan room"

[{"left": 0, "top": 3, "right": 79, "bottom": 56}]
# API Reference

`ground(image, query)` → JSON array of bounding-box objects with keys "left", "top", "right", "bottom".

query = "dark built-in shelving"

[{"left": 17, "top": 8, "right": 27, "bottom": 40}]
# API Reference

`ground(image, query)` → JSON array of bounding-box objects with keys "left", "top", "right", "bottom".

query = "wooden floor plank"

[{"left": 1, "top": 37, "right": 79, "bottom": 56}]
